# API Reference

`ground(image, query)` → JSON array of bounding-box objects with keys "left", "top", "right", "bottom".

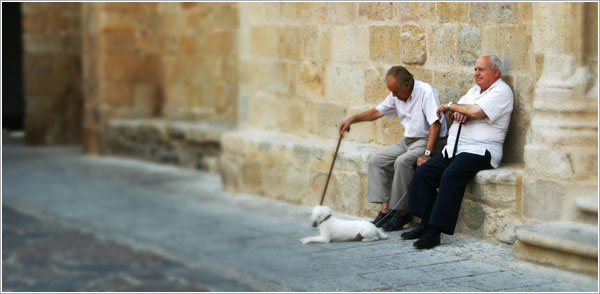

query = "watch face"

[{"left": 425, "top": 150, "right": 431, "bottom": 156}]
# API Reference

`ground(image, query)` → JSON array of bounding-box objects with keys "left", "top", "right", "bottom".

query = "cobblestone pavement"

[
  {"left": 2, "top": 135, "right": 598, "bottom": 292},
  {"left": 2, "top": 205, "right": 254, "bottom": 292}
]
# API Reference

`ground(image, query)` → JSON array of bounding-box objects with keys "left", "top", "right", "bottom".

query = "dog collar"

[{"left": 318, "top": 214, "right": 332, "bottom": 225}]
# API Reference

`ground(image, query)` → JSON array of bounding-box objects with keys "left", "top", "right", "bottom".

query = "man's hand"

[
  {"left": 436, "top": 104, "right": 449, "bottom": 119},
  {"left": 417, "top": 154, "right": 431, "bottom": 167},
  {"left": 453, "top": 112, "right": 468, "bottom": 125},
  {"left": 338, "top": 119, "right": 352, "bottom": 135}
]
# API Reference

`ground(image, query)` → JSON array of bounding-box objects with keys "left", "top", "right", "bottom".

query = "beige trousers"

[{"left": 367, "top": 137, "right": 446, "bottom": 210}]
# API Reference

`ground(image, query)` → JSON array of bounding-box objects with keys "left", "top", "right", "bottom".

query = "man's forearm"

[
  {"left": 349, "top": 108, "right": 383, "bottom": 123},
  {"left": 449, "top": 103, "right": 485, "bottom": 119},
  {"left": 425, "top": 121, "right": 441, "bottom": 153}
]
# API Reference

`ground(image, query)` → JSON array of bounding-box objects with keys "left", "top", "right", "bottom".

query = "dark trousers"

[{"left": 407, "top": 150, "right": 492, "bottom": 235}]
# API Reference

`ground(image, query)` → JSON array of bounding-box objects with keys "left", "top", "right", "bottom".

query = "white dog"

[{"left": 300, "top": 206, "right": 388, "bottom": 244}]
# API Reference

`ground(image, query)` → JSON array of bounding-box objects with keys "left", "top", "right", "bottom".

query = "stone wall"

[
  {"left": 22, "top": 3, "right": 83, "bottom": 144},
  {"left": 80, "top": 3, "right": 238, "bottom": 154},
  {"left": 237, "top": 2, "right": 535, "bottom": 164}
]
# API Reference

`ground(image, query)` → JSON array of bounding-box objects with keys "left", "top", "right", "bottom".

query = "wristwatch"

[
  {"left": 447, "top": 101, "right": 453, "bottom": 111},
  {"left": 424, "top": 150, "right": 432, "bottom": 156}
]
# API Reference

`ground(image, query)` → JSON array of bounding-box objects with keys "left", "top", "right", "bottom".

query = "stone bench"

[
  {"left": 219, "top": 128, "right": 522, "bottom": 244},
  {"left": 106, "top": 119, "right": 234, "bottom": 172}
]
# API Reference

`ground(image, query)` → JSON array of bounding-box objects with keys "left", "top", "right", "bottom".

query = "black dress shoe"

[
  {"left": 401, "top": 224, "right": 428, "bottom": 239},
  {"left": 413, "top": 232, "right": 441, "bottom": 249},
  {"left": 382, "top": 213, "right": 412, "bottom": 232},
  {"left": 371, "top": 210, "right": 394, "bottom": 227}
]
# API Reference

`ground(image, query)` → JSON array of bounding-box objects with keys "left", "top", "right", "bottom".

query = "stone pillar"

[{"left": 523, "top": 3, "right": 598, "bottom": 222}]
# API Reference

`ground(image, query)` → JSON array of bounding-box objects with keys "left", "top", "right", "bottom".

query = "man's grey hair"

[{"left": 482, "top": 55, "right": 503, "bottom": 73}]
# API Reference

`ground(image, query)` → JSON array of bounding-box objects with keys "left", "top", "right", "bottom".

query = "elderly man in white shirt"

[
  {"left": 401, "top": 55, "right": 514, "bottom": 249},
  {"left": 338, "top": 66, "right": 447, "bottom": 232}
]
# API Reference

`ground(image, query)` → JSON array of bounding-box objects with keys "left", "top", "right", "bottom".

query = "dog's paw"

[{"left": 300, "top": 238, "right": 309, "bottom": 244}]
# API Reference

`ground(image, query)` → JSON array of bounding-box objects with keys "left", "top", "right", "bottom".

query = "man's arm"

[
  {"left": 417, "top": 120, "right": 441, "bottom": 166},
  {"left": 338, "top": 108, "right": 384, "bottom": 135},
  {"left": 437, "top": 103, "right": 485, "bottom": 125}
]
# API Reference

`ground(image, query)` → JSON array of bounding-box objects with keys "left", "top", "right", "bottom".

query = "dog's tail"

[{"left": 378, "top": 229, "right": 389, "bottom": 240}]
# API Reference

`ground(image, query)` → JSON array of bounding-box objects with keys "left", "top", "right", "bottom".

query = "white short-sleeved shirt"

[
  {"left": 442, "top": 78, "right": 514, "bottom": 168},
  {"left": 376, "top": 80, "right": 448, "bottom": 139}
]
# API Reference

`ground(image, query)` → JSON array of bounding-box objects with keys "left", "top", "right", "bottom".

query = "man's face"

[
  {"left": 387, "top": 76, "right": 411, "bottom": 101},
  {"left": 474, "top": 56, "right": 500, "bottom": 91}
]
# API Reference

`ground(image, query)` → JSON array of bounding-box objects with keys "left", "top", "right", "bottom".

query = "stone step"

[
  {"left": 576, "top": 195, "right": 598, "bottom": 224},
  {"left": 106, "top": 119, "right": 235, "bottom": 172},
  {"left": 514, "top": 221, "right": 598, "bottom": 275}
]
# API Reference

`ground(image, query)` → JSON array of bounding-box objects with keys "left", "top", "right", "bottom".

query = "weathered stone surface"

[
  {"left": 369, "top": 25, "right": 399, "bottom": 63},
  {"left": 457, "top": 25, "right": 481, "bottom": 67},
  {"left": 427, "top": 24, "right": 457, "bottom": 66},
  {"left": 364, "top": 66, "right": 388, "bottom": 105},
  {"left": 482, "top": 25, "right": 531, "bottom": 71},
  {"left": 301, "top": 26, "right": 331, "bottom": 61},
  {"left": 250, "top": 25, "right": 277, "bottom": 57},
  {"left": 277, "top": 26, "right": 300, "bottom": 60},
  {"left": 331, "top": 26, "right": 369, "bottom": 62},
  {"left": 297, "top": 61, "right": 326, "bottom": 99},
  {"left": 358, "top": 2, "right": 395, "bottom": 21},
  {"left": 437, "top": 3, "right": 469, "bottom": 23},
  {"left": 329, "top": 2, "right": 357, "bottom": 23},
  {"left": 399, "top": 24, "right": 426, "bottom": 65},
  {"left": 325, "top": 64, "right": 365, "bottom": 104},
  {"left": 470, "top": 2, "right": 516, "bottom": 23}
]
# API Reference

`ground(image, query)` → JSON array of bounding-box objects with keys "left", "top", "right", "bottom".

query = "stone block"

[
  {"left": 98, "top": 81, "right": 134, "bottom": 106},
  {"left": 344, "top": 106, "right": 377, "bottom": 144},
  {"left": 364, "top": 66, "right": 388, "bottom": 105},
  {"left": 338, "top": 172, "right": 362, "bottom": 215},
  {"left": 408, "top": 2, "right": 437, "bottom": 21},
  {"left": 309, "top": 171, "right": 340, "bottom": 207},
  {"left": 502, "top": 74, "right": 533, "bottom": 164},
  {"left": 242, "top": 159, "right": 263, "bottom": 193},
  {"left": 404, "top": 66, "right": 433, "bottom": 84},
  {"left": 468, "top": 168, "right": 517, "bottom": 204},
  {"left": 313, "top": 101, "right": 348, "bottom": 139},
  {"left": 301, "top": 26, "right": 331, "bottom": 61},
  {"left": 369, "top": 25, "right": 400, "bottom": 63},
  {"left": 284, "top": 167, "right": 311, "bottom": 204},
  {"left": 298, "top": 61, "right": 326, "bottom": 99},
  {"left": 211, "top": 3, "right": 239, "bottom": 29},
  {"left": 522, "top": 176, "right": 566, "bottom": 221},
  {"left": 427, "top": 24, "right": 457, "bottom": 66},
  {"left": 456, "top": 198, "right": 519, "bottom": 243},
  {"left": 325, "top": 64, "right": 365, "bottom": 104},
  {"left": 436, "top": 2, "right": 469, "bottom": 23},
  {"left": 277, "top": 26, "right": 300, "bottom": 60},
  {"left": 457, "top": 25, "right": 481, "bottom": 67},
  {"left": 24, "top": 73, "right": 70, "bottom": 96},
  {"left": 331, "top": 26, "right": 369, "bottom": 62},
  {"left": 329, "top": 2, "right": 357, "bottom": 23},
  {"left": 470, "top": 3, "right": 516, "bottom": 23},
  {"left": 358, "top": 2, "right": 395, "bottom": 21},
  {"left": 278, "top": 99, "right": 305, "bottom": 134},
  {"left": 375, "top": 116, "right": 404, "bottom": 146},
  {"left": 248, "top": 93, "right": 279, "bottom": 130},
  {"left": 101, "top": 54, "right": 159, "bottom": 82},
  {"left": 250, "top": 25, "right": 277, "bottom": 58},
  {"left": 523, "top": 145, "right": 579, "bottom": 180},
  {"left": 399, "top": 24, "right": 426, "bottom": 65},
  {"left": 23, "top": 33, "right": 63, "bottom": 54},
  {"left": 432, "top": 69, "right": 474, "bottom": 104},
  {"left": 294, "top": 2, "right": 329, "bottom": 24},
  {"left": 262, "top": 164, "right": 286, "bottom": 201},
  {"left": 482, "top": 25, "right": 531, "bottom": 71},
  {"left": 219, "top": 154, "right": 242, "bottom": 191}
]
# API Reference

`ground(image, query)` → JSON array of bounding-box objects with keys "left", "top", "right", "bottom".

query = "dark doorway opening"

[{"left": 2, "top": 2, "right": 25, "bottom": 131}]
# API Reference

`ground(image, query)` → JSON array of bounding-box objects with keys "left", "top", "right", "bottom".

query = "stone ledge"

[
  {"left": 220, "top": 128, "right": 522, "bottom": 243},
  {"left": 576, "top": 196, "right": 598, "bottom": 214},
  {"left": 515, "top": 221, "right": 598, "bottom": 275},
  {"left": 516, "top": 222, "right": 598, "bottom": 258},
  {"left": 107, "top": 119, "right": 235, "bottom": 172}
]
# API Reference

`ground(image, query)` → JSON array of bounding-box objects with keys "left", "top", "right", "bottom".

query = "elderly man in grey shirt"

[{"left": 338, "top": 66, "right": 447, "bottom": 232}]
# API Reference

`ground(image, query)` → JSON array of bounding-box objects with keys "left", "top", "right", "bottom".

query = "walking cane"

[
  {"left": 452, "top": 122, "right": 463, "bottom": 159},
  {"left": 319, "top": 132, "right": 344, "bottom": 206}
]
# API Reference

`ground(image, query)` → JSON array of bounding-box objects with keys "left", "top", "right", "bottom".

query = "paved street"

[{"left": 2, "top": 135, "right": 598, "bottom": 292}]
